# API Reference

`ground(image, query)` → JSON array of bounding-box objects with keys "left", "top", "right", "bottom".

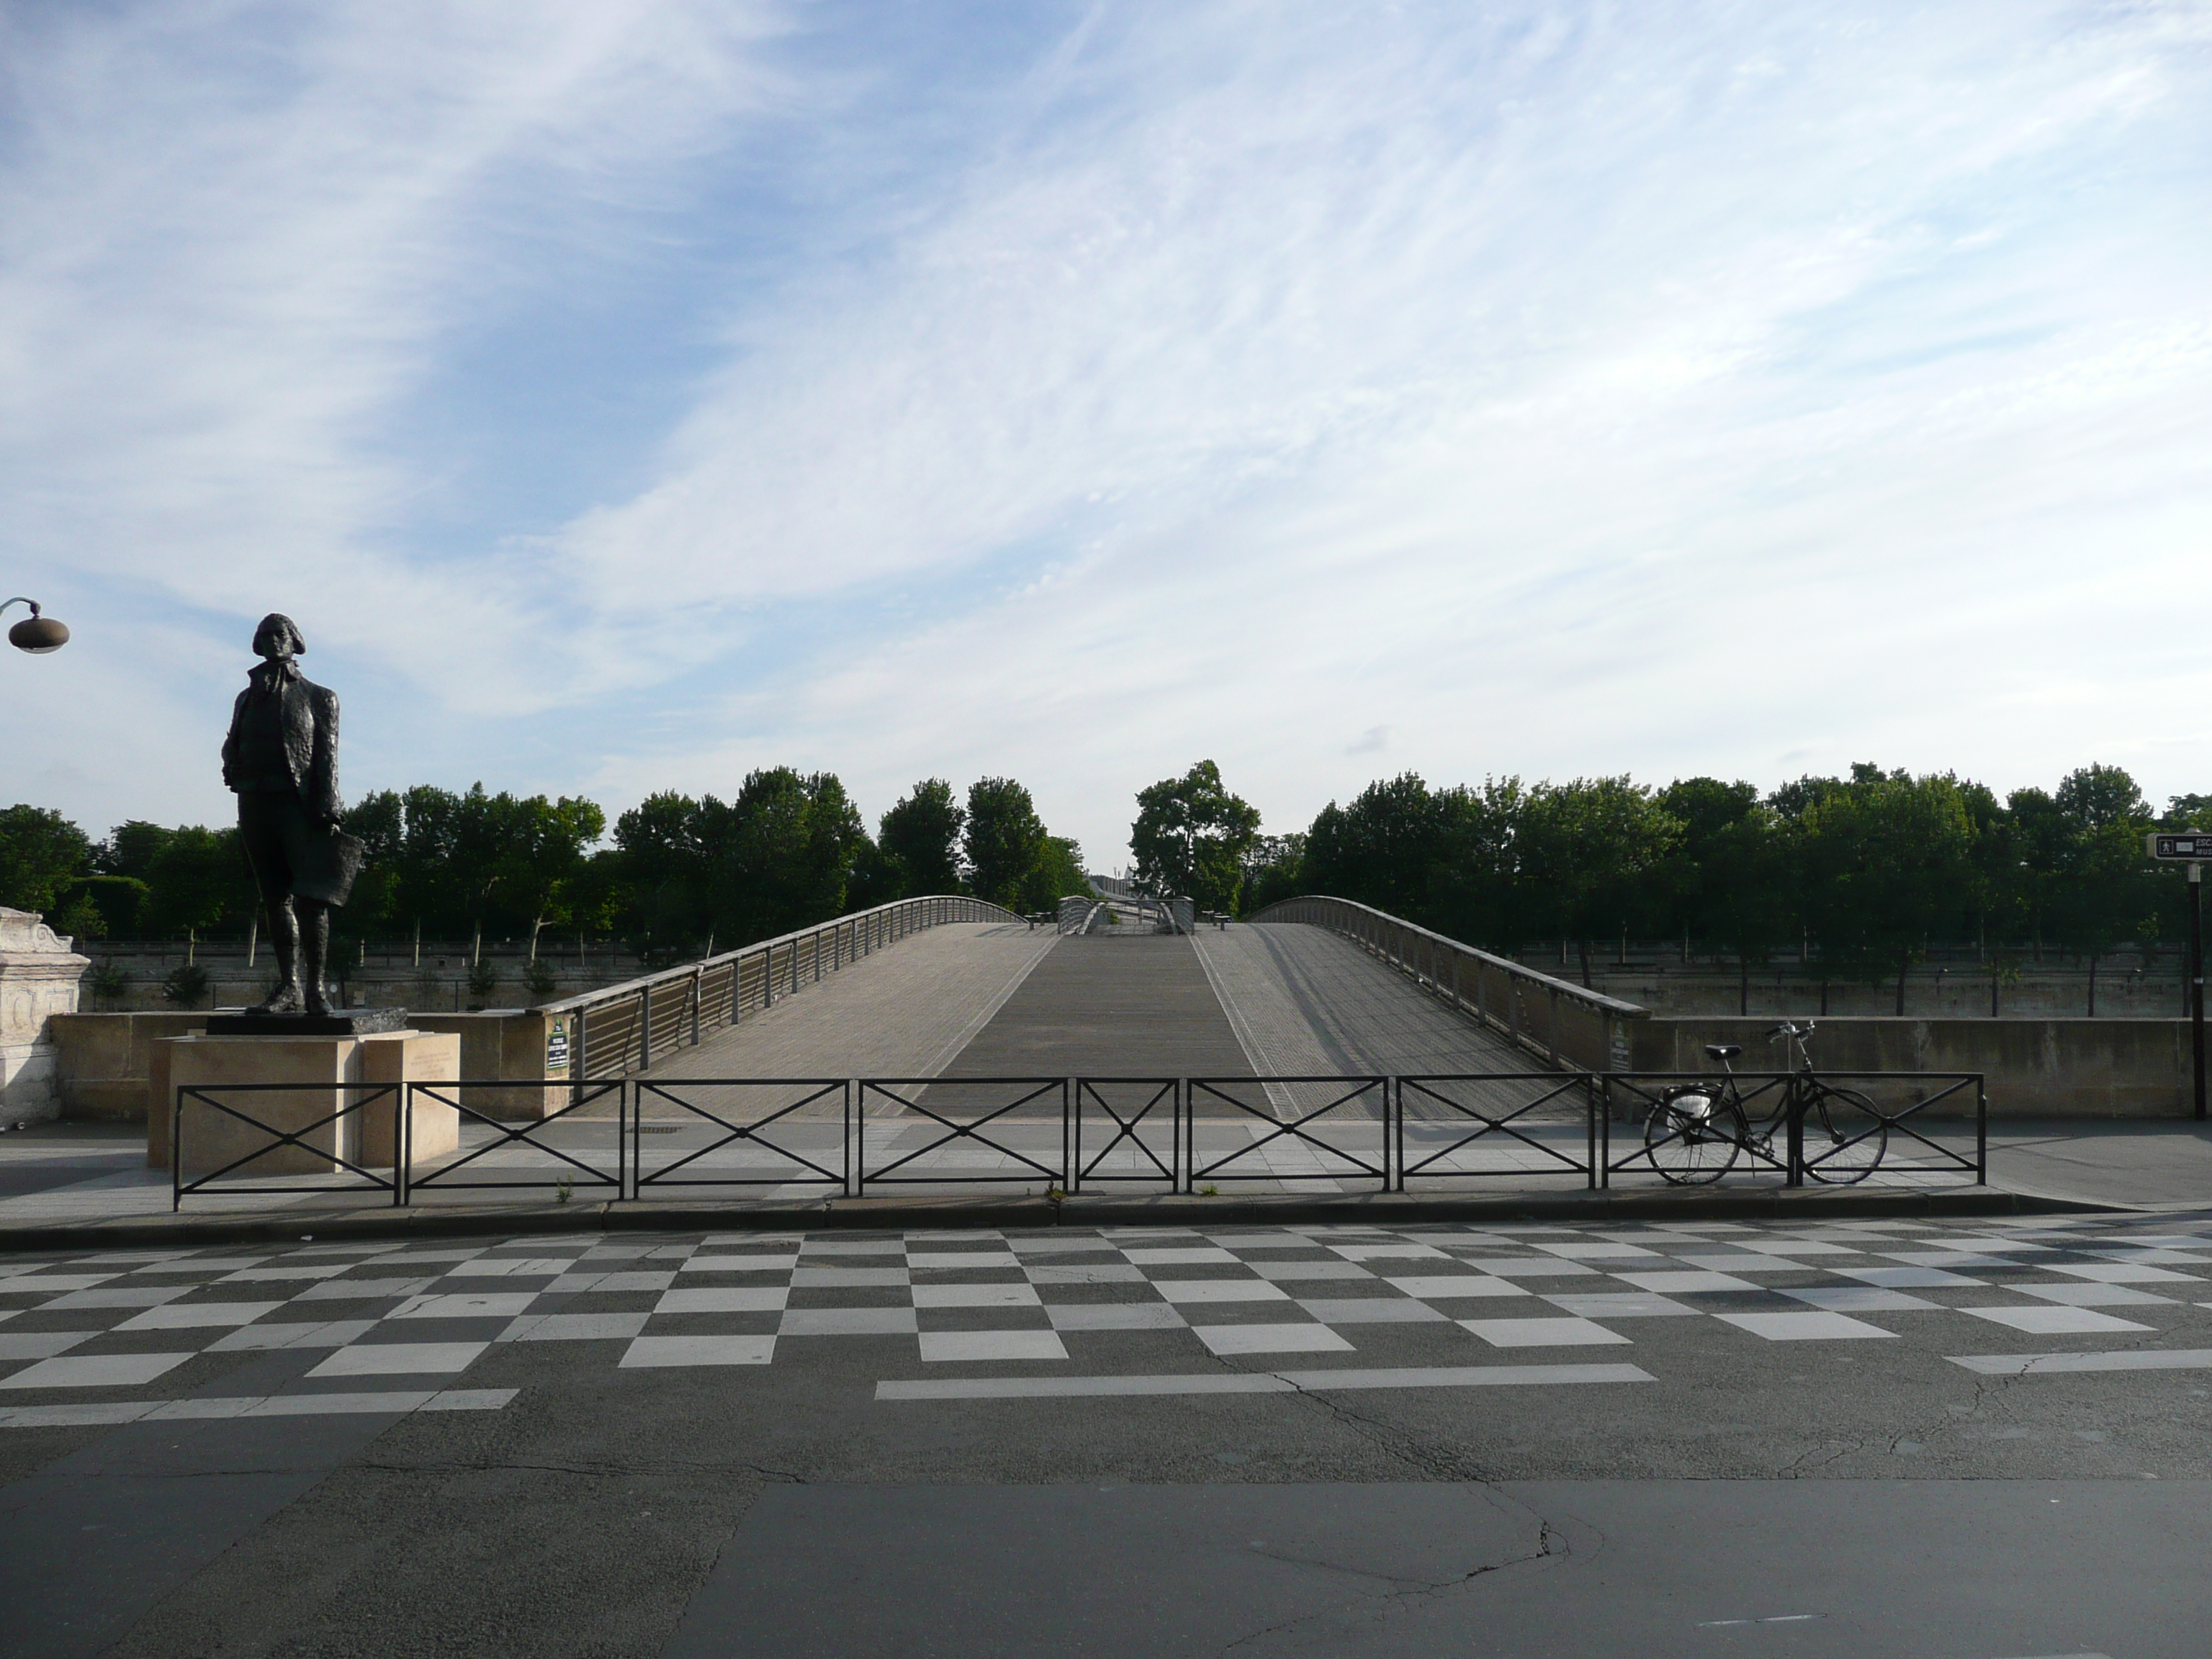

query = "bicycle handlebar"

[{"left": 1766, "top": 1022, "right": 1815, "bottom": 1042}]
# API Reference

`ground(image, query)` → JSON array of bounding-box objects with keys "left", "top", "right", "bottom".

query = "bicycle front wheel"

[
  {"left": 1800, "top": 1086, "right": 1887, "bottom": 1184},
  {"left": 1645, "top": 1084, "right": 1744, "bottom": 1185}
]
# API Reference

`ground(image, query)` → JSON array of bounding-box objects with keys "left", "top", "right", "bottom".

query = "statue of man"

[{"left": 220, "top": 613, "right": 361, "bottom": 1016}]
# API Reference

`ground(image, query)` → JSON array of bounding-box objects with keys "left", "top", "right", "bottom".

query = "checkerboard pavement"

[{"left": 6, "top": 1212, "right": 2212, "bottom": 1421}]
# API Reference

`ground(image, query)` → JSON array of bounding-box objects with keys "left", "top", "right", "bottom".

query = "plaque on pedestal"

[{"left": 202, "top": 1007, "right": 408, "bottom": 1037}]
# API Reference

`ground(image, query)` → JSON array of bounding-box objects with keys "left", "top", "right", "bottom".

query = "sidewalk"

[{"left": 1, "top": 1115, "right": 2193, "bottom": 1251}]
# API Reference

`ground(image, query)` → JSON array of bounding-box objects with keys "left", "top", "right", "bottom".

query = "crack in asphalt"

[{"left": 1170, "top": 1358, "right": 1591, "bottom": 1656}]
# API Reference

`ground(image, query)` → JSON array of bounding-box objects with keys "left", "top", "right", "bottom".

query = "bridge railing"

[
  {"left": 169, "top": 1069, "right": 1987, "bottom": 1205},
  {"left": 536, "top": 895, "right": 1023, "bottom": 1081},
  {"left": 1245, "top": 894, "right": 1649, "bottom": 1073}
]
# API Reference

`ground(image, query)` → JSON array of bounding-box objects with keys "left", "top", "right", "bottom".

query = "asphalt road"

[{"left": 4, "top": 1210, "right": 2209, "bottom": 1657}]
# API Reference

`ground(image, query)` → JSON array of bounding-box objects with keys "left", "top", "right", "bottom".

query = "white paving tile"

[
  {"left": 37, "top": 1285, "right": 193, "bottom": 1310},
  {"left": 906, "top": 1251, "right": 1020, "bottom": 1269},
  {"left": 1779, "top": 1287, "right": 1940, "bottom": 1313},
  {"left": 654, "top": 1287, "right": 788, "bottom": 1313},
  {"left": 1460, "top": 1317, "right": 1629, "bottom": 1348},
  {"left": 788, "top": 1267, "right": 910, "bottom": 1288},
  {"left": 920, "top": 1330, "right": 1069, "bottom": 1362},
  {"left": 307, "top": 1341, "right": 488, "bottom": 1377},
  {"left": 620, "top": 1335, "right": 775, "bottom": 1367},
  {"left": 1714, "top": 1312, "right": 1896, "bottom": 1341},
  {"left": 678, "top": 1254, "right": 800, "bottom": 1273},
  {"left": 114, "top": 1301, "right": 284, "bottom": 1329},
  {"left": 1835, "top": 1267, "right": 1982, "bottom": 1289},
  {"left": 1959, "top": 1305, "right": 2150, "bottom": 1335},
  {"left": 2, "top": 1352, "right": 194, "bottom": 1388},
  {"left": 1382, "top": 1275, "right": 1529, "bottom": 1300},
  {"left": 2046, "top": 1264, "right": 2202, "bottom": 1285},
  {"left": 2017, "top": 1283, "right": 2174, "bottom": 1308},
  {"left": 1151, "top": 1280, "right": 1289, "bottom": 1304},
  {"left": 1612, "top": 1272, "right": 1759, "bottom": 1293},
  {"left": 1192, "top": 1323, "right": 1354, "bottom": 1356}
]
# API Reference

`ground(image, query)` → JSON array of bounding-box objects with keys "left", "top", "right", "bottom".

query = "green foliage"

[
  {"left": 162, "top": 962, "right": 210, "bottom": 1006},
  {"left": 1260, "top": 760, "right": 2188, "bottom": 966},
  {"left": 1018, "top": 835, "right": 1088, "bottom": 913},
  {"left": 0, "top": 804, "right": 92, "bottom": 912},
  {"left": 963, "top": 778, "right": 1048, "bottom": 909},
  {"left": 522, "top": 956, "right": 560, "bottom": 1001},
  {"left": 1130, "top": 760, "right": 1261, "bottom": 914},
  {"left": 465, "top": 956, "right": 501, "bottom": 1005},
  {"left": 878, "top": 779, "right": 966, "bottom": 896},
  {"left": 144, "top": 825, "right": 253, "bottom": 935},
  {"left": 86, "top": 961, "right": 128, "bottom": 1006}
]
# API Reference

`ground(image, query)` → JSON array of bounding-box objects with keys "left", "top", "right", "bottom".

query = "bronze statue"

[{"left": 220, "top": 614, "right": 363, "bottom": 1017}]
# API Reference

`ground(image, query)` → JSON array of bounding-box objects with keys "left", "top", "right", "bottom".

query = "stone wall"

[{"left": 0, "top": 908, "right": 91, "bottom": 1125}]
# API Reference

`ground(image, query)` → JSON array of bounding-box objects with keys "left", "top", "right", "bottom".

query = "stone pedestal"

[
  {"left": 0, "top": 907, "right": 90, "bottom": 1127},
  {"left": 153, "top": 1028, "right": 459, "bottom": 1179}
]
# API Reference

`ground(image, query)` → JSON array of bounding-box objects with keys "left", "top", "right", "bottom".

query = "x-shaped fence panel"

[
  {"left": 400, "top": 1079, "right": 624, "bottom": 1202},
  {"left": 1071, "top": 1078, "right": 1178, "bottom": 1192},
  {"left": 1185, "top": 1076, "right": 1388, "bottom": 1191},
  {"left": 1396, "top": 1074, "right": 1598, "bottom": 1189},
  {"left": 173, "top": 1083, "right": 403, "bottom": 1209},
  {"left": 633, "top": 1079, "right": 848, "bottom": 1196},
  {"left": 858, "top": 1078, "right": 1068, "bottom": 1191}
]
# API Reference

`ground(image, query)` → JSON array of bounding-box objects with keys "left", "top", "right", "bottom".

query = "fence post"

[
  {"left": 1976, "top": 1074, "right": 1988, "bottom": 1185},
  {"left": 691, "top": 967, "right": 703, "bottom": 1047},
  {"left": 639, "top": 985, "right": 652, "bottom": 1069},
  {"left": 1786, "top": 1083, "right": 1806, "bottom": 1187},
  {"left": 847, "top": 1079, "right": 862, "bottom": 1197}
]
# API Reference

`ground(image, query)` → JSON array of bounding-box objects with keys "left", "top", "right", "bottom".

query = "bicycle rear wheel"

[
  {"left": 1645, "top": 1084, "right": 1744, "bottom": 1184},
  {"left": 1799, "top": 1086, "right": 1887, "bottom": 1184}
]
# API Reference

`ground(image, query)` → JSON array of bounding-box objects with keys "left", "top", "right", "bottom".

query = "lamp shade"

[{"left": 8, "top": 615, "right": 68, "bottom": 654}]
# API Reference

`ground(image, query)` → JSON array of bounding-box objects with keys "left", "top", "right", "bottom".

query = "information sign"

[{"left": 2146, "top": 832, "right": 2212, "bottom": 861}]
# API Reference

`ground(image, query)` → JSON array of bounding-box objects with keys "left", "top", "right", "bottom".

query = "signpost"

[{"left": 2147, "top": 832, "right": 2211, "bottom": 1121}]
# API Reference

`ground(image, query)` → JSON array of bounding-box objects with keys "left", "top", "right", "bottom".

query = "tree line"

[
  {"left": 1233, "top": 763, "right": 2211, "bottom": 1002},
  {"left": 0, "top": 770, "right": 1085, "bottom": 963}
]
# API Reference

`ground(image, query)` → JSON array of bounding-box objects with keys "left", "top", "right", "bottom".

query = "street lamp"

[{"left": 2, "top": 598, "right": 69, "bottom": 655}]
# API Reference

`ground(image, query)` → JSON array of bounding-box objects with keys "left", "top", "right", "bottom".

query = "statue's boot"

[
  {"left": 300, "top": 901, "right": 334, "bottom": 1017},
  {"left": 250, "top": 900, "right": 305, "bottom": 1015}
]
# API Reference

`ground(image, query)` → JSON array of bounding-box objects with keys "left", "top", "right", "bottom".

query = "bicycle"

[{"left": 1642, "top": 1022, "right": 1887, "bottom": 1186}]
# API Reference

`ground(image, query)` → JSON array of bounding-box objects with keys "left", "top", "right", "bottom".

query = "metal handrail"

[
  {"left": 164, "top": 1066, "right": 1988, "bottom": 1207},
  {"left": 536, "top": 894, "right": 1022, "bottom": 1079}
]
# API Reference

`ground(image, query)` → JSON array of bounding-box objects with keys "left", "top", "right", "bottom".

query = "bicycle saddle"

[{"left": 1701, "top": 1043, "right": 1743, "bottom": 1061}]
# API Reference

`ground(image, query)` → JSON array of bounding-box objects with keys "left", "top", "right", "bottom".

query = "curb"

[{"left": 0, "top": 1186, "right": 2116, "bottom": 1254}]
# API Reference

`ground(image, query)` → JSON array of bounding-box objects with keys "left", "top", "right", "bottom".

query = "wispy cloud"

[{"left": 4, "top": 2, "right": 2208, "bottom": 853}]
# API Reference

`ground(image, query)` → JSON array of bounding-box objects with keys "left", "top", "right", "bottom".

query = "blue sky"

[{"left": 4, "top": 1, "right": 2208, "bottom": 868}]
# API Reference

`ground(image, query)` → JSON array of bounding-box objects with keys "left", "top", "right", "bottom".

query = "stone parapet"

[{"left": 0, "top": 907, "right": 91, "bottom": 1125}]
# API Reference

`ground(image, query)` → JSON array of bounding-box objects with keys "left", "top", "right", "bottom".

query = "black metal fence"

[{"left": 172, "top": 1069, "right": 1987, "bottom": 1207}]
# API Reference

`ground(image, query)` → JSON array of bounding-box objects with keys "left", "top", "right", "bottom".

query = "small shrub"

[
  {"left": 162, "top": 963, "right": 210, "bottom": 1006},
  {"left": 464, "top": 957, "right": 500, "bottom": 1008},
  {"left": 86, "top": 962, "right": 129, "bottom": 1007},
  {"left": 522, "top": 957, "right": 560, "bottom": 1001}
]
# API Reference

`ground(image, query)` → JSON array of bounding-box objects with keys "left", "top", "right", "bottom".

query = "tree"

[
  {"left": 495, "top": 796, "right": 607, "bottom": 959},
  {"left": 964, "top": 778, "right": 1048, "bottom": 909},
  {"left": 707, "top": 769, "right": 868, "bottom": 943},
  {"left": 0, "top": 804, "right": 92, "bottom": 914},
  {"left": 1799, "top": 771, "right": 1978, "bottom": 1011},
  {"left": 1130, "top": 760, "right": 1262, "bottom": 914},
  {"left": 878, "top": 779, "right": 965, "bottom": 896},
  {"left": 1514, "top": 778, "right": 1681, "bottom": 986},
  {"left": 1017, "top": 835, "right": 1089, "bottom": 913},
  {"left": 1241, "top": 834, "right": 1307, "bottom": 914},
  {"left": 1301, "top": 774, "right": 1451, "bottom": 922},
  {"left": 145, "top": 825, "right": 254, "bottom": 940}
]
